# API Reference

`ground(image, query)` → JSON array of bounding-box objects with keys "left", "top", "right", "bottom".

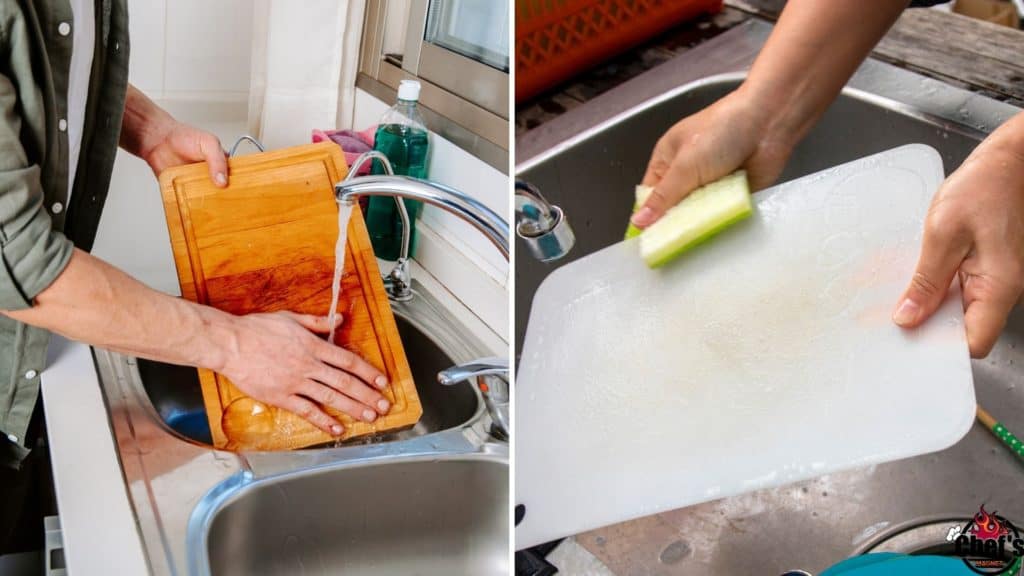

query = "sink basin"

[
  {"left": 201, "top": 456, "right": 508, "bottom": 575},
  {"left": 95, "top": 277, "right": 505, "bottom": 575},
  {"left": 516, "top": 22, "right": 1022, "bottom": 573},
  {"left": 138, "top": 314, "right": 480, "bottom": 445}
]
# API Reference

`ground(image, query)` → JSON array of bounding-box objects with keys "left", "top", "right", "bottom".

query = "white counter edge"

[{"left": 42, "top": 337, "right": 148, "bottom": 575}]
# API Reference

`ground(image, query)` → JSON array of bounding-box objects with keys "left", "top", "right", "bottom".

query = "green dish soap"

[{"left": 366, "top": 79, "right": 430, "bottom": 261}]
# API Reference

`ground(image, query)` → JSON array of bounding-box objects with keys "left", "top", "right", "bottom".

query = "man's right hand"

[
  {"left": 218, "top": 311, "right": 391, "bottom": 437},
  {"left": 631, "top": 90, "right": 793, "bottom": 229}
]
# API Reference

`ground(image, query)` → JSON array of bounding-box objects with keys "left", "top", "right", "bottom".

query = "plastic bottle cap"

[{"left": 397, "top": 80, "right": 421, "bottom": 102}]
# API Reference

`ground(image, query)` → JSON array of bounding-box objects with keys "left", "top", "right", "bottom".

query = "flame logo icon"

[{"left": 971, "top": 506, "right": 1012, "bottom": 541}]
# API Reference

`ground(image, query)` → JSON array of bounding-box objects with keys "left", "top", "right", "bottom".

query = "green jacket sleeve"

[{"left": 0, "top": 69, "right": 74, "bottom": 311}]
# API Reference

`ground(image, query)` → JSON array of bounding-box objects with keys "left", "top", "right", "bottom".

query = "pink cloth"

[{"left": 312, "top": 125, "right": 378, "bottom": 175}]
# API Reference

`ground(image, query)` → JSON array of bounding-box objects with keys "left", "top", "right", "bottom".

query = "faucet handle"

[
  {"left": 437, "top": 357, "right": 508, "bottom": 386},
  {"left": 439, "top": 357, "right": 510, "bottom": 441}
]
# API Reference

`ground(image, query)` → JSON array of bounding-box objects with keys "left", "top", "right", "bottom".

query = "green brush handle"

[{"left": 992, "top": 422, "right": 1024, "bottom": 460}]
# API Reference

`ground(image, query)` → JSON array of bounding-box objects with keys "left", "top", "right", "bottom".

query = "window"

[
  {"left": 359, "top": 0, "right": 509, "bottom": 172},
  {"left": 425, "top": 0, "right": 510, "bottom": 72}
]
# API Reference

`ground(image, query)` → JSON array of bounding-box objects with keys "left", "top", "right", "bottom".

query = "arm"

[
  {"left": 632, "top": 0, "right": 909, "bottom": 227},
  {"left": 893, "top": 112, "right": 1024, "bottom": 357},
  {"left": 3, "top": 250, "right": 393, "bottom": 434}
]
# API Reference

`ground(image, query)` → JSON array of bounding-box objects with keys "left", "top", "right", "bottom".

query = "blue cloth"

[{"left": 822, "top": 553, "right": 987, "bottom": 575}]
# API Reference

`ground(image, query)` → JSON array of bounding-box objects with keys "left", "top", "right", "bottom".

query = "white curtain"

[{"left": 247, "top": 0, "right": 367, "bottom": 149}]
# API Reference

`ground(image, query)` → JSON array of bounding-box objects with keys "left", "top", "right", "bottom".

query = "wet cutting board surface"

[
  {"left": 159, "top": 142, "right": 419, "bottom": 450},
  {"left": 515, "top": 145, "right": 975, "bottom": 549}
]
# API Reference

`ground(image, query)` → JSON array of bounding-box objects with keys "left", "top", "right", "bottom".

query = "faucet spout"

[
  {"left": 437, "top": 357, "right": 508, "bottom": 386},
  {"left": 515, "top": 180, "right": 575, "bottom": 261},
  {"left": 336, "top": 175, "right": 509, "bottom": 260}
]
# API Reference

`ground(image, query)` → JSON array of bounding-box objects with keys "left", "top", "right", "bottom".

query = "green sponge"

[{"left": 630, "top": 171, "right": 752, "bottom": 268}]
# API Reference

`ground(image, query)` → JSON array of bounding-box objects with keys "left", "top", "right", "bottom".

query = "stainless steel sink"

[
  {"left": 202, "top": 455, "right": 507, "bottom": 575},
  {"left": 137, "top": 314, "right": 481, "bottom": 445},
  {"left": 516, "top": 20, "right": 1023, "bottom": 575},
  {"left": 94, "top": 278, "right": 508, "bottom": 575}
]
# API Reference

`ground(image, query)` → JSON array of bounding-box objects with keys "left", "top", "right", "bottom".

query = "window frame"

[{"left": 358, "top": 0, "right": 509, "bottom": 173}]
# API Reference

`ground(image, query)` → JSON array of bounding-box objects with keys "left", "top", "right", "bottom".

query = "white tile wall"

[
  {"left": 125, "top": 0, "right": 253, "bottom": 101},
  {"left": 125, "top": 0, "right": 165, "bottom": 93}
]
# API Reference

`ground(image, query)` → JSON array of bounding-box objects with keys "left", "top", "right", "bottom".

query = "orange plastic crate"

[{"left": 516, "top": 0, "right": 723, "bottom": 102}]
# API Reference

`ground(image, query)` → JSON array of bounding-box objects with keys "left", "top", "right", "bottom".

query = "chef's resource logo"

[{"left": 948, "top": 506, "right": 1024, "bottom": 574}]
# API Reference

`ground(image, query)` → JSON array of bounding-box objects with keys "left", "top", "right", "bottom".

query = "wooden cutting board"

[{"left": 159, "top": 142, "right": 420, "bottom": 450}]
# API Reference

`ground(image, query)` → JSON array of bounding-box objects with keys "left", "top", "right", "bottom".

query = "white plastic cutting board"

[{"left": 515, "top": 144, "right": 976, "bottom": 549}]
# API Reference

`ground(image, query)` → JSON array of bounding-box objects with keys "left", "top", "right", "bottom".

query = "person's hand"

[
  {"left": 893, "top": 116, "right": 1024, "bottom": 358},
  {"left": 219, "top": 311, "right": 391, "bottom": 436},
  {"left": 120, "top": 85, "right": 229, "bottom": 186},
  {"left": 631, "top": 90, "right": 795, "bottom": 229},
  {"left": 138, "top": 118, "right": 229, "bottom": 187}
]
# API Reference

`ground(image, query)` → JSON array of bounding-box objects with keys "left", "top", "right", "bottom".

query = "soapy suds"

[{"left": 327, "top": 203, "right": 354, "bottom": 344}]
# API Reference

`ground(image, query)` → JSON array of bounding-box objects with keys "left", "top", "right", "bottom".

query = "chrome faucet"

[
  {"left": 437, "top": 357, "right": 509, "bottom": 385},
  {"left": 515, "top": 179, "right": 575, "bottom": 261},
  {"left": 335, "top": 156, "right": 511, "bottom": 439},
  {"left": 336, "top": 160, "right": 509, "bottom": 260},
  {"left": 438, "top": 357, "right": 509, "bottom": 440}
]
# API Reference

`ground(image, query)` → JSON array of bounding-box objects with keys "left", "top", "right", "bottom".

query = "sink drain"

[{"left": 852, "top": 515, "right": 1023, "bottom": 574}]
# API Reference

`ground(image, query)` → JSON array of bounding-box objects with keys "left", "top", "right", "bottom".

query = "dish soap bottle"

[{"left": 366, "top": 79, "right": 430, "bottom": 260}]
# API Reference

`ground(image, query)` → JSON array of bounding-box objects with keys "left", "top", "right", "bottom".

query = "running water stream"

[{"left": 327, "top": 202, "right": 354, "bottom": 344}]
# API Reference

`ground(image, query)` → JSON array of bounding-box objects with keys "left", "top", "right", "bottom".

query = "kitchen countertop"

[{"left": 41, "top": 338, "right": 148, "bottom": 574}]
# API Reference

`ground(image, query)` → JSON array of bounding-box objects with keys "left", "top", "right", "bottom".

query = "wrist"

[
  {"left": 190, "top": 305, "right": 241, "bottom": 374},
  {"left": 735, "top": 78, "right": 813, "bottom": 153},
  {"left": 120, "top": 86, "right": 176, "bottom": 159}
]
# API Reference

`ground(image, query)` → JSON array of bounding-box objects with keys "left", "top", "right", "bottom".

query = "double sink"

[
  {"left": 95, "top": 279, "right": 508, "bottom": 575},
  {"left": 516, "top": 20, "right": 1023, "bottom": 575}
]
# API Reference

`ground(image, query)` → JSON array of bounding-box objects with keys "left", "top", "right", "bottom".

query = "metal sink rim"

[{"left": 517, "top": 71, "right": 996, "bottom": 179}]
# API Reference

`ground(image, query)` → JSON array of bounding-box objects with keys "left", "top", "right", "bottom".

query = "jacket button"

[
  {"left": 5, "top": 434, "right": 16, "bottom": 443},
  {"left": 25, "top": 370, "right": 37, "bottom": 379},
  {"left": 58, "top": 22, "right": 71, "bottom": 36},
  {"left": 58, "top": 118, "right": 68, "bottom": 132},
  {"left": 52, "top": 202, "right": 63, "bottom": 214}
]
